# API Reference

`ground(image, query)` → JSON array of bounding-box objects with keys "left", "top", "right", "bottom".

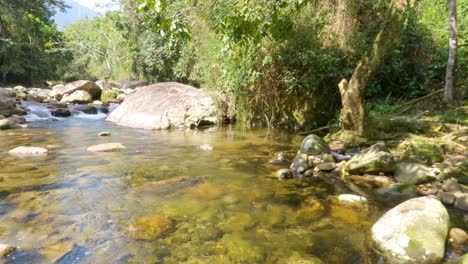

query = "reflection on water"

[{"left": 0, "top": 115, "right": 383, "bottom": 263}]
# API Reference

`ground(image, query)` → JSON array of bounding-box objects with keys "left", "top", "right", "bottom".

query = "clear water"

[{"left": 0, "top": 105, "right": 460, "bottom": 263}]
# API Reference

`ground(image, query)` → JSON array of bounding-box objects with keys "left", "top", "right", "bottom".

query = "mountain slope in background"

[{"left": 53, "top": 0, "right": 97, "bottom": 29}]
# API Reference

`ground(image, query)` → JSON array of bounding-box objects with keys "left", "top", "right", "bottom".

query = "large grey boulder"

[
  {"left": 0, "top": 88, "right": 16, "bottom": 97},
  {"left": 0, "top": 96, "right": 16, "bottom": 117},
  {"left": 394, "top": 163, "right": 437, "bottom": 184},
  {"left": 50, "top": 80, "right": 101, "bottom": 100},
  {"left": 371, "top": 196, "right": 449, "bottom": 263},
  {"left": 299, "top": 134, "right": 330, "bottom": 155},
  {"left": 107, "top": 82, "right": 217, "bottom": 130},
  {"left": 345, "top": 142, "right": 395, "bottom": 174},
  {"left": 60, "top": 90, "right": 93, "bottom": 104}
]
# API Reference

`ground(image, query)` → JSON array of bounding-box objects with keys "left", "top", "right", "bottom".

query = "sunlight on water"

[{"left": 0, "top": 113, "right": 385, "bottom": 263}]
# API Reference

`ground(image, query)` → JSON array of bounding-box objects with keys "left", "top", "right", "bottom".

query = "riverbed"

[{"left": 0, "top": 104, "right": 461, "bottom": 263}]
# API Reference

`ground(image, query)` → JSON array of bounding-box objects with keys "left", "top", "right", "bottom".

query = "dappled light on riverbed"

[{"left": 0, "top": 117, "right": 384, "bottom": 263}]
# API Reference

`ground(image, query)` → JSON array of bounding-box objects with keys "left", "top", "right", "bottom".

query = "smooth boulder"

[
  {"left": 9, "top": 146, "right": 48, "bottom": 156},
  {"left": 299, "top": 134, "right": 330, "bottom": 155},
  {"left": 345, "top": 142, "right": 395, "bottom": 174},
  {"left": 371, "top": 196, "right": 449, "bottom": 263},
  {"left": 60, "top": 90, "right": 93, "bottom": 104},
  {"left": 106, "top": 82, "right": 217, "bottom": 130},
  {"left": 50, "top": 80, "right": 101, "bottom": 100}
]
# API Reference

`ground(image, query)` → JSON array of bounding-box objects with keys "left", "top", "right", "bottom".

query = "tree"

[
  {"left": 338, "top": 0, "right": 411, "bottom": 136},
  {"left": 444, "top": 0, "right": 458, "bottom": 102},
  {"left": 63, "top": 12, "right": 132, "bottom": 84},
  {"left": 0, "top": 0, "right": 67, "bottom": 84}
]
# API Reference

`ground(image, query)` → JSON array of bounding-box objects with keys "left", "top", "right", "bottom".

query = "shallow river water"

[{"left": 0, "top": 105, "right": 462, "bottom": 263}]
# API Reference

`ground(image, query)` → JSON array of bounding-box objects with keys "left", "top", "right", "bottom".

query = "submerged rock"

[
  {"left": 219, "top": 233, "right": 265, "bottom": 263},
  {"left": 41, "top": 241, "right": 74, "bottom": 263},
  {"left": 299, "top": 134, "right": 330, "bottom": 156},
  {"left": 8, "top": 146, "right": 48, "bottom": 156},
  {"left": 374, "top": 183, "right": 419, "bottom": 203},
  {"left": 371, "top": 196, "right": 449, "bottom": 263},
  {"left": 345, "top": 142, "right": 395, "bottom": 174},
  {"left": 128, "top": 215, "right": 175, "bottom": 240},
  {"left": 394, "top": 163, "right": 436, "bottom": 184},
  {"left": 199, "top": 144, "right": 214, "bottom": 151},
  {"left": 107, "top": 82, "right": 217, "bottom": 130},
  {"left": 98, "top": 131, "right": 111, "bottom": 137},
  {"left": 87, "top": 142, "right": 126, "bottom": 152},
  {"left": 297, "top": 197, "right": 326, "bottom": 220}
]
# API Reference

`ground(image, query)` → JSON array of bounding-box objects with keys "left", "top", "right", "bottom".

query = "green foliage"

[
  {"left": 0, "top": 0, "right": 68, "bottom": 84},
  {"left": 101, "top": 90, "right": 118, "bottom": 102},
  {"left": 62, "top": 12, "right": 132, "bottom": 81},
  {"left": 58, "top": 0, "right": 468, "bottom": 129}
]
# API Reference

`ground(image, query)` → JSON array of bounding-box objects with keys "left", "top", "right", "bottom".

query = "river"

[{"left": 0, "top": 102, "right": 453, "bottom": 263}]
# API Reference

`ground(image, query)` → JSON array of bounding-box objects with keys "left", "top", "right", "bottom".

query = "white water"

[{"left": 21, "top": 101, "right": 118, "bottom": 122}]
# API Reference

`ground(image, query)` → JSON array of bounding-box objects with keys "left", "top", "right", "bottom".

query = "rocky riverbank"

[
  {"left": 273, "top": 132, "right": 467, "bottom": 263},
  {"left": 0, "top": 80, "right": 217, "bottom": 130}
]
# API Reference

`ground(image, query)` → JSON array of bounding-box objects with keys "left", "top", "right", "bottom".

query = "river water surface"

[{"left": 0, "top": 104, "right": 450, "bottom": 263}]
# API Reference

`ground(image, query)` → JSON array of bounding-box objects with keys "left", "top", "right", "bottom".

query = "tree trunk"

[
  {"left": 444, "top": 0, "right": 457, "bottom": 102},
  {"left": 339, "top": 0, "right": 410, "bottom": 136}
]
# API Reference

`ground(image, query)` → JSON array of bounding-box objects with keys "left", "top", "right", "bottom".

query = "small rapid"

[{"left": 20, "top": 101, "right": 119, "bottom": 122}]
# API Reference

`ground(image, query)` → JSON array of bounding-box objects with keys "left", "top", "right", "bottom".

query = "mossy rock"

[
  {"left": 100, "top": 90, "right": 118, "bottom": 102},
  {"left": 219, "top": 233, "right": 265, "bottom": 263},
  {"left": 345, "top": 142, "right": 396, "bottom": 174},
  {"left": 400, "top": 137, "right": 444, "bottom": 165},
  {"left": 371, "top": 196, "right": 449, "bottom": 263},
  {"left": 299, "top": 134, "right": 330, "bottom": 155},
  {"left": 128, "top": 215, "right": 175, "bottom": 240}
]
